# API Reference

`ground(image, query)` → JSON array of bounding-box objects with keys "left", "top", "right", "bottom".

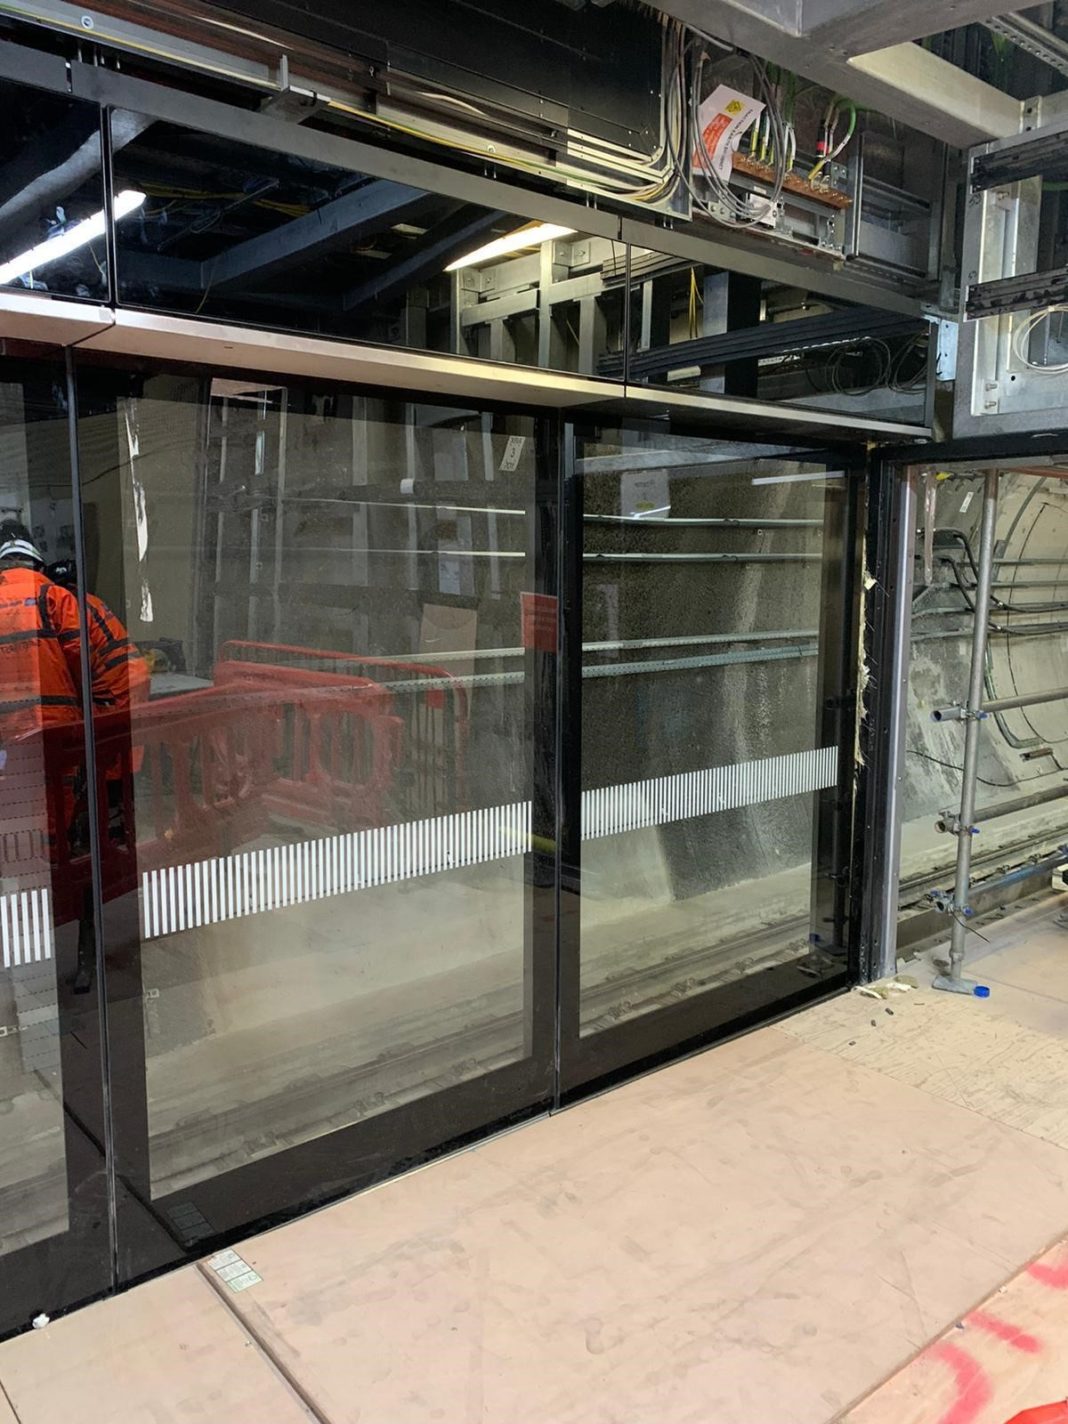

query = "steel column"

[
  {"left": 855, "top": 461, "right": 917, "bottom": 982},
  {"left": 936, "top": 469, "right": 998, "bottom": 994}
]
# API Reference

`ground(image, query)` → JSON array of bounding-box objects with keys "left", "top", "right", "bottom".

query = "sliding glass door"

[
  {"left": 71, "top": 364, "right": 560, "bottom": 1285},
  {"left": 559, "top": 424, "right": 861, "bottom": 1094},
  {"left": 0, "top": 350, "right": 112, "bottom": 1335},
  {"left": 0, "top": 352, "right": 865, "bottom": 1336}
]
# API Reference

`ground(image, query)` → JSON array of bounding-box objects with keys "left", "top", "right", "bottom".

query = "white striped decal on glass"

[
  {"left": 0, "top": 887, "right": 55, "bottom": 968},
  {"left": 139, "top": 747, "right": 837, "bottom": 941},
  {"left": 142, "top": 800, "right": 533, "bottom": 941},
  {"left": 580, "top": 745, "right": 837, "bottom": 840}
]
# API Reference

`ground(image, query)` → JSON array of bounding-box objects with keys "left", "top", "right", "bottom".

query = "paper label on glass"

[
  {"left": 693, "top": 85, "right": 763, "bottom": 180},
  {"left": 621, "top": 469, "right": 671, "bottom": 519},
  {"left": 499, "top": 434, "right": 526, "bottom": 472}
]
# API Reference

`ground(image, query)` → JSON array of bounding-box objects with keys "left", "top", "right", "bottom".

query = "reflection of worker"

[
  {"left": 47, "top": 559, "right": 149, "bottom": 995},
  {"left": 0, "top": 525, "right": 91, "bottom": 990},
  {"left": 47, "top": 559, "right": 150, "bottom": 713},
  {"left": 0, "top": 523, "right": 83, "bottom": 742}
]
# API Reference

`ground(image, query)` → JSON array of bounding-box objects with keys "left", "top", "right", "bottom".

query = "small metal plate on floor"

[{"left": 207, "top": 1247, "right": 262, "bottom": 1292}]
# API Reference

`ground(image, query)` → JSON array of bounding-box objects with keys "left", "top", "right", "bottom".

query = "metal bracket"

[
  {"left": 927, "top": 888, "right": 976, "bottom": 916},
  {"left": 934, "top": 318, "right": 959, "bottom": 382},
  {"left": 930, "top": 704, "right": 988, "bottom": 723},
  {"left": 934, "top": 813, "right": 979, "bottom": 836}
]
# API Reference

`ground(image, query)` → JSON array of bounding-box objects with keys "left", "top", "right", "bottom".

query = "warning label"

[{"left": 693, "top": 84, "right": 763, "bottom": 180}]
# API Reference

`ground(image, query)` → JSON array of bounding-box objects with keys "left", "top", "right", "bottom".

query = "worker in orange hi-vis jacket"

[
  {"left": 45, "top": 558, "right": 151, "bottom": 995},
  {"left": 0, "top": 523, "right": 91, "bottom": 988},
  {"left": 47, "top": 558, "right": 150, "bottom": 715},
  {"left": 88, "top": 591, "right": 151, "bottom": 711},
  {"left": 0, "top": 523, "right": 84, "bottom": 744}
]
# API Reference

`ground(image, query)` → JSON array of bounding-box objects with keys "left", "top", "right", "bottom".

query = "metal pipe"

[
  {"left": 935, "top": 782, "right": 1068, "bottom": 832},
  {"left": 989, "top": 580, "right": 1068, "bottom": 590},
  {"left": 583, "top": 514, "right": 822, "bottom": 528},
  {"left": 273, "top": 550, "right": 822, "bottom": 563},
  {"left": 583, "top": 552, "right": 820, "bottom": 564},
  {"left": 983, "top": 685, "right": 1068, "bottom": 714},
  {"left": 969, "top": 844, "right": 1068, "bottom": 898},
  {"left": 939, "top": 469, "right": 999, "bottom": 994},
  {"left": 397, "top": 629, "right": 820, "bottom": 663},
  {"left": 934, "top": 684, "right": 1068, "bottom": 721},
  {"left": 374, "top": 641, "right": 821, "bottom": 692}
]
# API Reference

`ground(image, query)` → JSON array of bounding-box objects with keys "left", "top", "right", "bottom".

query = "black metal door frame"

[
  {"left": 2, "top": 353, "right": 890, "bottom": 1339},
  {"left": 0, "top": 349, "right": 113, "bottom": 1341},
  {"left": 555, "top": 420, "right": 870, "bottom": 1101}
]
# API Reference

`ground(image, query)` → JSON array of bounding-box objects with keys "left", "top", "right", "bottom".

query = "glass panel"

[
  {"left": 78, "top": 372, "right": 541, "bottom": 1197},
  {"left": 0, "top": 78, "right": 108, "bottom": 301},
  {"left": 111, "top": 113, "right": 621, "bottom": 376},
  {"left": 0, "top": 359, "right": 82, "bottom": 1253},
  {"left": 623, "top": 247, "right": 930, "bottom": 424},
  {"left": 578, "top": 429, "right": 845, "bottom": 1034}
]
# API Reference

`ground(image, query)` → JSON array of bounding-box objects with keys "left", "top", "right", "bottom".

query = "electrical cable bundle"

[
  {"left": 690, "top": 49, "right": 787, "bottom": 227},
  {"left": 663, "top": 33, "right": 789, "bottom": 230},
  {"left": 889, "top": 332, "right": 929, "bottom": 393},
  {"left": 305, "top": 15, "right": 855, "bottom": 232},
  {"left": 825, "top": 337, "right": 892, "bottom": 395},
  {"left": 809, "top": 97, "right": 857, "bottom": 183},
  {"left": 326, "top": 13, "right": 691, "bottom": 208}
]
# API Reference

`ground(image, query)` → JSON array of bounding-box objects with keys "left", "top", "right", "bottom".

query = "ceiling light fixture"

[
  {"left": 0, "top": 189, "right": 146, "bottom": 286},
  {"left": 445, "top": 221, "right": 575, "bottom": 272}
]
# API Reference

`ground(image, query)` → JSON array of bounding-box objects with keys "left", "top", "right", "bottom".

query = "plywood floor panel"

[
  {"left": 5, "top": 900, "right": 1068, "bottom": 1423},
  {"left": 212, "top": 1027, "right": 1068, "bottom": 1424},
  {"left": 843, "top": 1233, "right": 1068, "bottom": 1424},
  {"left": 0, "top": 1269, "right": 313, "bottom": 1424}
]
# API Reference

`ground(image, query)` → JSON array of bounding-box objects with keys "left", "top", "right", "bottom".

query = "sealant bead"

[{"left": 973, "top": 985, "right": 990, "bottom": 998}]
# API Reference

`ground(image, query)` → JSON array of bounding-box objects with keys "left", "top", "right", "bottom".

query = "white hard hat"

[{"left": 0, "top": 535, "right": 44, "bottom": 565}]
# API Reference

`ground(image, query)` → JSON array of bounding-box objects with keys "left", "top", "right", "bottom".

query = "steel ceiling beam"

[
  {"left": 341, "top": 208, "right": 504, "bottom": 313},
  {"left": 801, "top": 0, "right": 1020, "bottom": 57},
  {"left": 0, "top": 109, "right": 153, "bottom": 241},
  {"left": 985, "top": 13, "right": 1068, "bottom": 79},
  {"left": 648, "top": 0, "right": 1022, "bottom": 147},
  {"left": 204, "top": 179, "right": 430, "bottom": 290}
]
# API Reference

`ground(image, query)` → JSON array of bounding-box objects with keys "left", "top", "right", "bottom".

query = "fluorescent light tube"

[
  {"left": 0, "top": 189, "right": 146, "bottom": 286},
  {"left": 445, "top": 222, "right": 575, "bottom": 272}
]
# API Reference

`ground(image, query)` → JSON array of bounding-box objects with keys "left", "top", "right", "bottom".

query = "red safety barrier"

[
  {"left": 217, "top": 640, "right": 469, "bottom": 818},
  {"left": 0, "top": 678, "right": 403, "bottom": 932},
  {"left": 207, "top": 668, "right": 401, "bottom": 830}
]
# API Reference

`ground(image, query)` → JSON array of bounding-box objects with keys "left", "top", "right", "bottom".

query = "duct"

[{"left": 0, "top": 108, "right": 154, "bottom": 241}]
